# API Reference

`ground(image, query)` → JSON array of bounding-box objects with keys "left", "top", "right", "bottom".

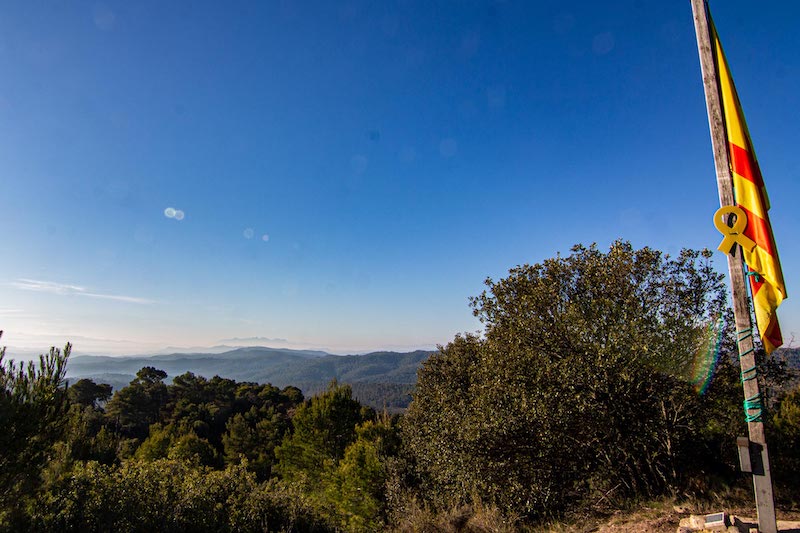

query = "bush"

[
  {"left": 771, "top": 386, "right": 800, "bottom": 498},
  {"left": 30, "top": 459, "right": 333, "bottom": 532},
  {"left": 403, "top": 242, "right": 740, "bottom": 519}
]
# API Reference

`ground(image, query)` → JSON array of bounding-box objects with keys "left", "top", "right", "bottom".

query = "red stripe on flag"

[
  {"left": 749, "top": 277, "right": 783, "bottom": 352},
  {"left": 740, "top": 205, "right": 776, "bottom": 256},
  {"left": 749, "top": 276, "right": 764, "bottom": 296},
  {"left": 729, "top": 142, "right": 763, "bottom": 185},
  {"left": 763, "top": 319, "right": 783, "bottom": 352}
]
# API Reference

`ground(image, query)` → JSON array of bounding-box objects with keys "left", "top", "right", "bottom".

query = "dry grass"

[
  {"left": 388, "top": 489, "right": 800, "bottom": 533},
  {"left": 389, "top": 496, "right": 522, "bottom": 532},
  {"left": 540, "top": 491, "right": 800, "bottom": 533},
  {"left": 540, "top": 498, "right": 680, "bottom": 533}
]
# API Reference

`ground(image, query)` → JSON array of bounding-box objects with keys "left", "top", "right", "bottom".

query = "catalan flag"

[{"left": 711, "top": 20, "right": 787, "bottom": 353}]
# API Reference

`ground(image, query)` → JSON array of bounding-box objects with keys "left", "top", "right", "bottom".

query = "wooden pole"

[{"left": 690, "top": 1, "right": 777, "bottom": 531}]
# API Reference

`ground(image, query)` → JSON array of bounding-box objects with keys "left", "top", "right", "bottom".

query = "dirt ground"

[
  {"left": 589, "top": 508, "right": 684, "bottom": 533},
  {"left": 550, "top": 505, "right": 800, "bottom": 533}
]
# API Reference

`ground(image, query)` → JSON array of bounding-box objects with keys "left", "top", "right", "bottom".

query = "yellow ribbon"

[{"left": 714, "top": 205, "right": 757, "bottom": 254}]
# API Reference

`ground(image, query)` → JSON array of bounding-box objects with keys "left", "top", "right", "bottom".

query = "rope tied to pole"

[
  {"left": 737, "top": 328, "right": 756, "bottom": 357},
  {"left": 736, "top": 328, "right": 762, "bottom": 421},
  {"left": 744, "top": 393, "right": 763, "bottom": 423},
  {"left": 737, "top": 327, "right": 753, "bottom": 342},
  {"left": 741, "top": 365, "right": 758, "bottom": 382},
  {"left": 745, "top": 268, "right": 761, "bottom": 283}
]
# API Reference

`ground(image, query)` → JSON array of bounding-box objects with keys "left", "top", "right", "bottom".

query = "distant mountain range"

[
  {"left": 60, "top": 345, "right": 800, "bottom": 411},
  {"left": 66, "top": 346, "right": 435, "bottom": 411}
]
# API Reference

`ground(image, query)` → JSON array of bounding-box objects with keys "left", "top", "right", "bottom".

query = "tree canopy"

[
  {"left": 0, "top": 335, "right": 71, "bottom": 527},
  {"left": 3, "top": 241, "right": 800, "bottom": 531},
  {"left": 404, "top": 241, "right": 741, "bottom": 517}
]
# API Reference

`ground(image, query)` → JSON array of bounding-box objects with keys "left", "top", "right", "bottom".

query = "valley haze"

[{"left": 64, "top": 345, "right": 434, "bottom": 411}]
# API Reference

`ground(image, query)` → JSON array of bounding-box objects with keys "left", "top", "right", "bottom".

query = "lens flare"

[{"left": 690, "top": 315, "right": 725, "bottom": 395}]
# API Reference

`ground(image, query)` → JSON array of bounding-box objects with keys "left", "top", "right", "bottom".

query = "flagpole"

[{"left": 690, "top": 1, "right": 777, "bottom": 531}]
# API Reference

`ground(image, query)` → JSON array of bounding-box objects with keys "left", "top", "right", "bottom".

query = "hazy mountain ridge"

[
  {"left": 68, "top": 347, "right": 328, "bottom": 377},
  {"left": 779, "top": 347, "right": 800, "bottom": 366},
  {"left": 253, "top": 350, "right": 431, "bottom": 386},
  {"left": 66, "top": 346, "right": 433, "bottom": 410}
]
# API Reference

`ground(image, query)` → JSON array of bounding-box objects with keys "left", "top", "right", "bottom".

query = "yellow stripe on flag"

[
  {"left": 731, "top": 175, "right": 767, "bottom": 220},
  {"left": 712, "top": 21, "right": 786, "bottom": 353}
]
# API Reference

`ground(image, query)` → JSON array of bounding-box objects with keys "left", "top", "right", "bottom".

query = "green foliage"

[
  {"left": 67, "top": 379, "right": 112, "bottom": 408},
  {"left": 167, "top": 373, "right": 235, "bottom": 442},
  {"left": 30, "top": 460, "right": 332, "bottom": 532},
  {"left": 16, "top": 239, "right": 773, "bottom": 532},
  {"left": 134, "top": 421, "right": 220, "bottom": 467},
  {"left": 349, "top": 382, "right": 415, "bottom": 412},
  {"left": 134, "top": 422, "right": 174, "bottom": 460},
  {"left": 329, "top": 437, "right": 386, "bottom": 530},
  {"left": 0, "top": 337, "right": 70, "bottom": 528},
  {"left": 56, "top": 403, "right": 119, "bottom": 464},
  {"left": 105, "top": 367, "right": 169, "bottom": 440},
  {"left": 771, "top": 386, "right": 800, "bottom": 494},
  {"left": 60, "top": 366, "right": 304, "bottom": 476},
  {"left": 404, "top": 242, "right": 739, "bottom": 518},
  {"left": 6, "top": 351, "right": 389, "bottom": 531},
  {"left": 156, "top": 373, "right": 302, "bottom": 473},
  {"left": 271, "top": 383, "right": 405, "bottom": 530},
  {"left": 324, "top": 415, "right": 400, "bottom": 531},
  {"left": 169, "top": 431, "right": 220, "bottom": 465},
  {"left": 275, "top": 381, "right": 370, "bottom": 485},
  {"left": 66, "top": 348, "right": 431, "bottom": 401},
  {"left": 223, "top": 409, "right": 287, "bottom": 479}
]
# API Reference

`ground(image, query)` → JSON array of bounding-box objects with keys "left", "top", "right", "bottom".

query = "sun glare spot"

[
  {"left": 164, "top": 207, "right": 184, "bottom": 221},
  {"left": 690, "top": 315, "right": 725, "bottom": 395}
]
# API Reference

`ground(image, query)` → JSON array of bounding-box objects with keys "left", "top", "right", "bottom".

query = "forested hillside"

[
  {"left": 67, "top": 347, "right": 430, "bottom": 411},
  {"left": 3, "top": 243, "right": 800, "bottom": 532}
]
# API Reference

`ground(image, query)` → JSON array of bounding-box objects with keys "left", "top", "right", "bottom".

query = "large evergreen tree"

[
  {"left": 275, "top": 381, "right": 369, "bottom": 485},
  {"left": 0, "top": 336, "right": 71, "bottom": 527},
  {"left": 105, "top": 367, "right": 169, "bottom": 440}
]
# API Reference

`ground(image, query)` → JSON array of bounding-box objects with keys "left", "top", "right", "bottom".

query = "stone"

[{"left": 679, "top": 515, "right": 709, "bottom": 529}]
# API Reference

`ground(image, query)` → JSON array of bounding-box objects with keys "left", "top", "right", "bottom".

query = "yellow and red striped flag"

[{"left": 712, "top": 21, "right": 787, "bottom": 353}]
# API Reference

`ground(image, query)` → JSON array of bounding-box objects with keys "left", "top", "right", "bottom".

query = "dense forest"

[{"left": 2, "top": 242, "right": 799, "bottom": 532}]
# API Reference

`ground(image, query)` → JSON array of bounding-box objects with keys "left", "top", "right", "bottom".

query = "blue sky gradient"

[{"left": 1, "top": 1, "right": 799, "bottom": 354}]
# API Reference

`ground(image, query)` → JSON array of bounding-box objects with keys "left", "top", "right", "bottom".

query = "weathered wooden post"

[{"left": 690, "top": 1, "right": 779, "bottom": 531}]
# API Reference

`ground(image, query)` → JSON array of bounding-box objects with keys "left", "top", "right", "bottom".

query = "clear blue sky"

[{"left": 1, "top": 1, "right": 798, "bottom": 355}]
